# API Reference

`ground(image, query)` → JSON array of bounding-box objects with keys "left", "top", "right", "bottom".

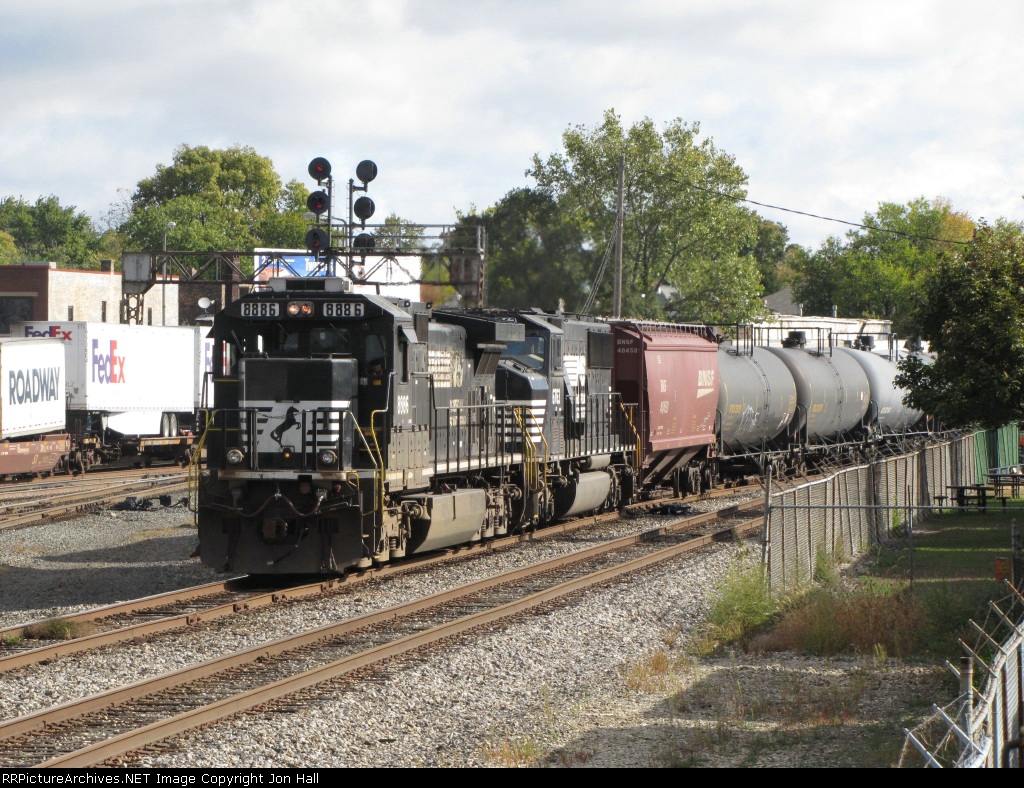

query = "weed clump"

[{"left": 23, "top": 618, "right": 80, "bottom": 641}]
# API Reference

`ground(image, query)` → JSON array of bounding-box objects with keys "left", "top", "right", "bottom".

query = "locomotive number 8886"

[{"left": 196, "top": 276, "right": 641, "bottom": 575}]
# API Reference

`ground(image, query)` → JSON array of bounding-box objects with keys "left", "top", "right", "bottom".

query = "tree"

[
  {"left": 0, "top": 195, "right": 110, "bottom": 268},
  {"left": 895, "top": 221, "right": 1024, "bottom": 429},
  {"left": 526, "top": 109, "right": 762, "bottom": 321},
  {"left": 741, "top": 219, "right": 792, "bottom": 296},
  {"left": 118, "top": 145, "right": 308, "bottom": 257},
  {"left": 0, "top": 230, "right": 17, "bottom": 265},
  {"left": 459, "top": 188, "right": 595, "bottom": 310},
  {"left": 792, "top": 197, "right": 973, "bottom": 333}
]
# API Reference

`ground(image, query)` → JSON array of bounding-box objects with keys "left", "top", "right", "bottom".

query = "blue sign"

[{"left": 254, "top": 248, "right": 327, "bottom": 280}]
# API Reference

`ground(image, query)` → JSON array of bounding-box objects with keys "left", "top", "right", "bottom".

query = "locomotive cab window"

[
  {"left": 399, "top": 326, "right": 417, "bottom": 384},
  {"left": 364, "top": 334, "right": 388, "bottom": 378},
  {"left": 550, "top": 335, "right": 563, "bottom": 372},
  {"left": 503, "top": 336, "right": 546, "bottom": 371}
]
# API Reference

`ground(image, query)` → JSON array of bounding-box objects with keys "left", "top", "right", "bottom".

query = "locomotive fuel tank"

[
  {"left": 716, "top": 344, "right": 797, "bottom": 450},
  {"left": 764, "top": 333, "right": 871, "bottom": 441},
  {"left": 833, "top": 344, "right": 924, "bottom": 433}
]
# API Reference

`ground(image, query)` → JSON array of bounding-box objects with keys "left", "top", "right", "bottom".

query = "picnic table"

[
  {"left": 987, "top": 471, "right": 1024, "bottom": 498},
  {"left": 945, "top": 484, "right": 1003, "bottom": 511}
]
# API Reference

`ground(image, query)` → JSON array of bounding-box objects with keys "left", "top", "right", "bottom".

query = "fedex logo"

[
  {"left": 22, "top": 326, "right": 73, "bottom": 341},
  {"left": 92, "top": 339, "right": 126, "bottom": 384}
]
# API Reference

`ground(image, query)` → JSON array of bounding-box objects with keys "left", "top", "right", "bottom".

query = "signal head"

[
  {"left": 354, "top": 232, "right": 375, "bottom": 250},
  {"left": 308, "top": 157, "right": 332, "bottom": 182},
  {"left": 305, "top": 227, "right": 330, "bottom": 252},
  {"left": 306, "top": 190, "right": 330, "bottom": 215},
  {"left": 355, "top": 160, "right": 378, "bottom": 184},
  {"left": 353, "top": 196, "right": 376, "bottom": 222}
]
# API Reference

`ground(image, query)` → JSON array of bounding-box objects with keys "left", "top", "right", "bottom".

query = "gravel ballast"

[{"left": 0, "top": 498, "right": 947, "bottom": 768}]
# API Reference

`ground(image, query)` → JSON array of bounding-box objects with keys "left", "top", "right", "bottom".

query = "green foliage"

[
  {"left": 739, "top": 218, "right": 795, "bottom": 295},
  {"left": 813, "top": 545, "right": 840, "bottom": 587},
  {"left": 0, "top": 195, "right": 115, "bottom": 268},
  {"left": 461, "top": 187, "right": 596, "bottom": 310},
  {"left": 895, "top": 221, "right": 1024, "bottom": 429},
  {"left": 0, "top": 230, "right": 18, "bottom": 265},
  {"left": 523, "top": 109, "right": 763, "bottom": 321},
  {"left": 118, "top": 144, "right": 308, "bottom": 254},
  {"left": 696, "top": 559, "right": 778, "bottom": 653},
  {"left": 792, "top": 197, "right": 973, "bottom": 336},
  {"left": 24, "top": 618, "right": 79, "bottom": 640}
]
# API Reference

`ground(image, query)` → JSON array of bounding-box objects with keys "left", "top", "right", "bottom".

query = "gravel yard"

[{"left": 0, "top": 499, "right": 947, "bottom": 768}]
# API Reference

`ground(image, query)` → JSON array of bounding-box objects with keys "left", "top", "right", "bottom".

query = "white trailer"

[
  {"left": 10, "top": 322, "right": 204, "bottom": 438},
  {"left": 0, "top": 337, "right": 66, "bottom": 440}
]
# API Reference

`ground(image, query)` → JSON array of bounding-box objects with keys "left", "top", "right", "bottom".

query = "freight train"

[
  {"left": 0, "top": 322, "right": 213, "bottom": 478},
  {"left": 194, "top": 276, "right": 929, "bottom": 576}
]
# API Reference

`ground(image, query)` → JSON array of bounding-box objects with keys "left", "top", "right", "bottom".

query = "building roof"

[{"left": 763, "top": 285, "right": 801, "bottom": 316}]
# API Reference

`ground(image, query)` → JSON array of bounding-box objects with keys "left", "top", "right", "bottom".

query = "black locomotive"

[{"left": 195, "top": 277, "right": 639, "bottom": 574}]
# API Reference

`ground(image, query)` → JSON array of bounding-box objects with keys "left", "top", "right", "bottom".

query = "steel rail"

[
  {"left": 36, "top": 515, "right": 763, "bottom": 768},
  {"left": 0, "top": 497, "right": 762, "bottom": 672},
  {"left": 0, "top": 479, "right": 190, "bottom": 530}
]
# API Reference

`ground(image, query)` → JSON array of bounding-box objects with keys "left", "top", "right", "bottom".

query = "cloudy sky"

[{"left": 3, "top": 0, "right": 1022, "bottom": 251}]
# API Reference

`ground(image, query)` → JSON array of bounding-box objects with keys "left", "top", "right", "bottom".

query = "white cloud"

[{"left": 0, "top": 0, "right": 1021, "bottom": 251}]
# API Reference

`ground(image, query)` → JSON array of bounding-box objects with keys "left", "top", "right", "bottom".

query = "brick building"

[{"left": 0, "top": 261, "right": 179, "bottom": 334}]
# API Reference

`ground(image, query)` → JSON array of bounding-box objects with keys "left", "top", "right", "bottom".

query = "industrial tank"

[
  {"left": 764, "top": 333, "right": 871, "bottom": 441},
  {"left": 716, "top": 344, "right": 797, "bottom": 451}
]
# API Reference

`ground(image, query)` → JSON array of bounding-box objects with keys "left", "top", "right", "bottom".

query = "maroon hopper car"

[{"left": 611, "top": 321, "right": 720, "bottom": 492}]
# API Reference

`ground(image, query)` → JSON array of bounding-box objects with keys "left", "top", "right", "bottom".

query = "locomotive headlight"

[
  {"left": 226, "top": 448, "right": 245, "bottom": 465},
  {"left": 287, "top": 301, "right": 314, "bottom": 317},
  {"left": 318, "top": 449, "right": 338, "bottom": 466}
]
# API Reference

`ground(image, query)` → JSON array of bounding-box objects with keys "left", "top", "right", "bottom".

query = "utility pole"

[{"left": 613, "top": 154, "right": 624, "bottom": 318}]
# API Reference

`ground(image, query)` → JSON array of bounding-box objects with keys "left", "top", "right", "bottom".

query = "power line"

[{"left": 682, "top": 182, "right": 973, "bottom": 246}]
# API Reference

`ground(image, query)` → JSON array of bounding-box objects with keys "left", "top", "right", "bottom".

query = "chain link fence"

[
  {"left": 763, "top": 434, "right": 977, "bottom": 591},
  {"left": 762, "top": 432, "right": 1024, "bottom": 767}
]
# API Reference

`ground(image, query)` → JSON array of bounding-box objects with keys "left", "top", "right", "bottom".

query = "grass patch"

[
  {"left": 689, "top": 509, "right": 1013, "bottom": 660},
  {"left": 691, "top": 554, "right": 779, "bottom": 655},
  {"left": 478, "top": 736, "right": 547, "bottom": 767},
  {"left": 23, "top": 618, "right": 82, "bottom": 640},
  {"left": 604, "top": 505, "right": 1014, "bottom": 768}
]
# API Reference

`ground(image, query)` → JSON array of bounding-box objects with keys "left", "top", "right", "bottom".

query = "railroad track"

[
  {"left": 0, "top": 468, "right": 191, "bottom": 530},
  {"left": 0, "top": 499, "right": 763, "bottom": 767},
  {"left": 0, "top": 488, "right": 760, "bottom": 671}
]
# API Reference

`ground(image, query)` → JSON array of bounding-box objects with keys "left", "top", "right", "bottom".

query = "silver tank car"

[
  {"left": 716, "top": 343, "right": 797, "bottom": 451},
  {"left": 833, "top": 344, "right": 924, "bottom": 433},
  {"left": 764, "top": 332, "right": 871, "bottom": 441}
]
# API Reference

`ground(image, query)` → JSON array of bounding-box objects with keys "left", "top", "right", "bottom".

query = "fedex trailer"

[{"left": 10, "top": 322, "right": 204, "bottom": 438}]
